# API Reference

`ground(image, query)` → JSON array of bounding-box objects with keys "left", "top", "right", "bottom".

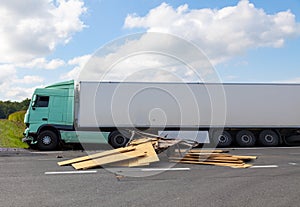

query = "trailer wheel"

[
  {"left": 108, "top": 131, "right": 129, "bottom": 148},
  {"left": 236, "top": 130, "right": 256, "bottom": 147},
  {"left": 285, "top": 135, "right": 300, "bottom": 145},
  {"left": 212, "top": 131, "right": 233, "bottom": 147},
  {"left": 259, "top": 130, "right": 279, "bottom": 146},
  {"left": 37, "top": 130, "right": 58, "bottom": 151}
]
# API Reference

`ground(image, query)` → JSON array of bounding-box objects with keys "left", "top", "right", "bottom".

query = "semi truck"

[{"left": 23, "top": 80, "right": 300, "bottom": 150}]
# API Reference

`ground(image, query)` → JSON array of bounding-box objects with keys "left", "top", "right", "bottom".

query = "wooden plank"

[
  {"left": 111, "top": 142, "right": 159, "bottom": 167},
  {"left": 134, "top": 142, "right": 160, "bottom": 165},
  {"left": 231, "top": 155, "right": 257, "bottom": 160},
  {"left": 107, "top": 159, "right": 150, "bottom": 167},
  {"left": 128, "top": 160, "right": 150, "bottom": 167},
  {"left": 169, "top": 157, "right": 244, "bottom": 164},
  {"left": 230, "top": 164, "right": 253, "bottom": 168},
  {"left": 185, "top": 152, "right": 233, "bottom": 157},
  {"left": 72, "top": 150, "right": 147, "bottom": 170},
  {"left": 169, "top": 160, "right": 247, "bottom": 167},
  {"left": 187, "top": 149, "right": 229, "bottom": 153},
  {"left": 158, "top": 140, "right": 181, "bottom": 148},
  {"left": 129, "top": 138, "right": 158, "bottom": 145},
  {"left": 58, "top": 146, "right": 136, "bottom": 166},
  {"left": 184, "top": 155, "right": 241, "bottom": 161}
]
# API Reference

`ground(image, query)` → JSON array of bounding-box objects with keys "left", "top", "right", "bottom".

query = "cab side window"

[{"left": 35, "top": 96, "right": 49, "bottom": 107}]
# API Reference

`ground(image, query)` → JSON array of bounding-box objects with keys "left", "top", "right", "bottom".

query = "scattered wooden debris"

[
  {"left": 169, "top": 149, "right": 257, "bottom": 168},
  {"left": 57, "top": 132, "right": 257, "bottom": 170},
  {"left": 57, "top": 146, "right": 136, "bottom": 166},
  {"left": 58, "top": 139, "right": 163, "bottom": 170}
]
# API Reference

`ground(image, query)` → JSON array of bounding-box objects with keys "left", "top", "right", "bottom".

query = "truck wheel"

[
  {"left": 212, "top": 131, "right": 233, "bottom": 147},
  {"left": 37, "top": 130, "right": 59, "bottom": 151},
  {"left": 108, "top": 131, "right": 129, "bottom": 148},
  {"left": 285, "top": 135, "right": 300, "bottom": 145},
  {"left": 258, "top": 130, "right": 279, "bottom": 146},
  {"left": 236, "top": 130, "right": 256, "bottom": 147}
]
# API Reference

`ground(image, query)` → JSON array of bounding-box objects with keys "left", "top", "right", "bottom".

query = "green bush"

[{"left": 8, "top": 110, "right": 26, "bottom": 123}]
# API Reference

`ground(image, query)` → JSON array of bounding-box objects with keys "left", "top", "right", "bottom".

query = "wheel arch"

[{"left": 37, "top": 125, "right": 61, "bottom": 141}]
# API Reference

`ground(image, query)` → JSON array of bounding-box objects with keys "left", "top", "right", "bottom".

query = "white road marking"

[
  {"left": 250, "top": 165, "right": 278, "bottom": 168},
  {"left": 38, "top": 159, "right": 60, "bottom": 161},
  {"left": 288, "top": 163, "right": 298, "bottom": 166},
  {"left": 141, "top": 168, "right": 190, "bottom": 171},
  {"left": 45, "top": 170, "right": 97, "bottom": 175},
  {"left": 31, "top": 151, "right": 64, "bottom": 154}
]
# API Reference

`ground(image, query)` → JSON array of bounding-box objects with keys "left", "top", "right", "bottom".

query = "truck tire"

[
  {"left": 212, "top": 131, "right": 233, "bottom": 147},
  {"left": 37, "top": 130, "right": 59, "bottom": 151},
  {"left": 285, "top": 135, "right": 300, "bottom": 145},
  {"left": 258, "top": 130, "right": 279, "bottom": 146},
  {"left": 236, "top": 130, "right": 256, "bottom": 147},
  {"left": 108, "top": 131, "right": 129, "bottom": 148}
]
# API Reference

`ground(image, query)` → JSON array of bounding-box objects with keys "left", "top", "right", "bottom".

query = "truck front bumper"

[{"left": 22, "top": 128, "right": 37, "bottom": 144}]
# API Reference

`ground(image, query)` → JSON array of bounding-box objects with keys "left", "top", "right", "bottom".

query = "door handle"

[{"left": 42, "top": 118, "right": 48, "bottom": 121}]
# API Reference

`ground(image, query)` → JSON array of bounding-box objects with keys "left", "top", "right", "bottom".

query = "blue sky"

[{"left": 0, "top": 0, "right": 300, "bottom": 100}]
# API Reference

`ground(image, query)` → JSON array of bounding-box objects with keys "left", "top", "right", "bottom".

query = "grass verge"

[{"left": 0, "top": 119, "right": 28, "bottom": 148}]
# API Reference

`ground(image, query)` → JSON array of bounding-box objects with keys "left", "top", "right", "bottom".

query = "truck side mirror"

[{"left": 31, "top": 95, "right": 37, "bottom": 108}]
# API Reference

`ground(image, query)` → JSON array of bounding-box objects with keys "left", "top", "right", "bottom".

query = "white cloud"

[
  {"left": 0, "top": 0, "right": 87, "bottom": 62},
  {"left": 17, "top": 58, "right": 65, "bottom": 70},
  {"left": 0, "top": 64, "right": 16, "bottom": 84},
  {"left": 0, "top": 62, "right": 46, "bottom": 101},
  {"left": 3, "top": 85, "right": 39, "bottom": 101},
  {"left": 60, "top": 54, "right": 91, "bottom": 80},
  {"left": 124, "top": 0, "right": 300, "bottom": 64},
  {"left": 15, "top": 75, "right": 44, "bottom": 84},
  {"left": 74, "top": 33, "right": 217, "bottom": 83},
  {"left": 67, "top": 0, "right": 300, "bottom": 84}
]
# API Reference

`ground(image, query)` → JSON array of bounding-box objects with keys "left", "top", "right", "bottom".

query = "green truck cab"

[
  {"left": 23, "top": 80, "right": 111, "bottom": 150},
  {"left": 23, "top": 80, "right": 75, "bottom": 150}
]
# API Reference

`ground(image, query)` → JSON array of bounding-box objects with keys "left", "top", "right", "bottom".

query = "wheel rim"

[
  {"left": 42, "top": 136, "right": 52, "bottom": 145},
  {"left": 219, "top": 135, "right": 228, "bottom": 143},
  {"left": 115, "top": 135, "right": 126, "bottom": 145},
  {"left": 241, "top": 135, "right": 251, "bottom": 143},
  {"left": 265, "top": 134, "right": 274, "bottom": 143}
]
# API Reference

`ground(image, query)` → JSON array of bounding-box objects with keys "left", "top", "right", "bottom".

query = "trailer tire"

[
  {"left": 285, "top": 135, "right": 300, "bottom": 145},
  {"left": 108, "top": 131, "right": 129, "bottom": 148},
  {"left": 212, "top": 131, "right": 233, "bottom": 147},
  {"left": 236, "top": 130, "right": 256, "bottom": 147},
  {"left": 37, "top": 130, "right": 58, "bottom": 151},
  {"left": 258, "top": 130, "right": 279, "bottom": 146}
]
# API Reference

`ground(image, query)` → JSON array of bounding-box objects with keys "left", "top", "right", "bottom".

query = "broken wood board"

[
  {"left": 129, "top": 138, "right": 158, "bottom": 145},
  {"left": 184, "top": 152, "right": 233, "bottom": 157},
  {"left": 169, "top": 159, "right": 252, "bottom": 168},
  {"left": 132, "top": 142, "right": 159, "bottom": 164},
  {"left": 186, "top": 149, "right": 230, "bottom": 153},
  {"left": 230, "top": 155, "right": 257, "bottom": 160},
  {"left": 72, "top": 150, "right": 147, "bottom": 170},
  {"left": 184, "top": 154, "right": 242, "bottom": 161},
  {"left": 169, "top": 157, "right": 244, "bottom": 164},
  {"left": 108, "top": 159, "right": 150, "bottom": 167},
  {"left": 58, "top": 146, "right": 136, "bottom": 166},
  {"left": 169, "top": 148, "right": 257, "bottom": 168},
  {"left": 107, "top": 141, "right": 159, "bottom": 167},
  {"left": 157, "top": 139, "right": 182, "bottom": 148}
]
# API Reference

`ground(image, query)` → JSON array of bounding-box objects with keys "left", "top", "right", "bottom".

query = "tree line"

[{"left": 0, "top": 99, "right": 31, "bottom": 119}]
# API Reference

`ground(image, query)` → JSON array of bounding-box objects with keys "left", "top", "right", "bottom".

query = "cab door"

[{"left": 29, "top": 95, "right": 50, "bottom": 124}]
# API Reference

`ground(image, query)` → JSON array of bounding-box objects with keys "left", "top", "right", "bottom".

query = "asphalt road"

[{"left": 0, "top": 147, "right": 299, "bottom": 207}]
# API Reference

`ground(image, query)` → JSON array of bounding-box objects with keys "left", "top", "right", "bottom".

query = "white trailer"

[{"left": 76, "top": 82, "right": 300, "bottom": 147}]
